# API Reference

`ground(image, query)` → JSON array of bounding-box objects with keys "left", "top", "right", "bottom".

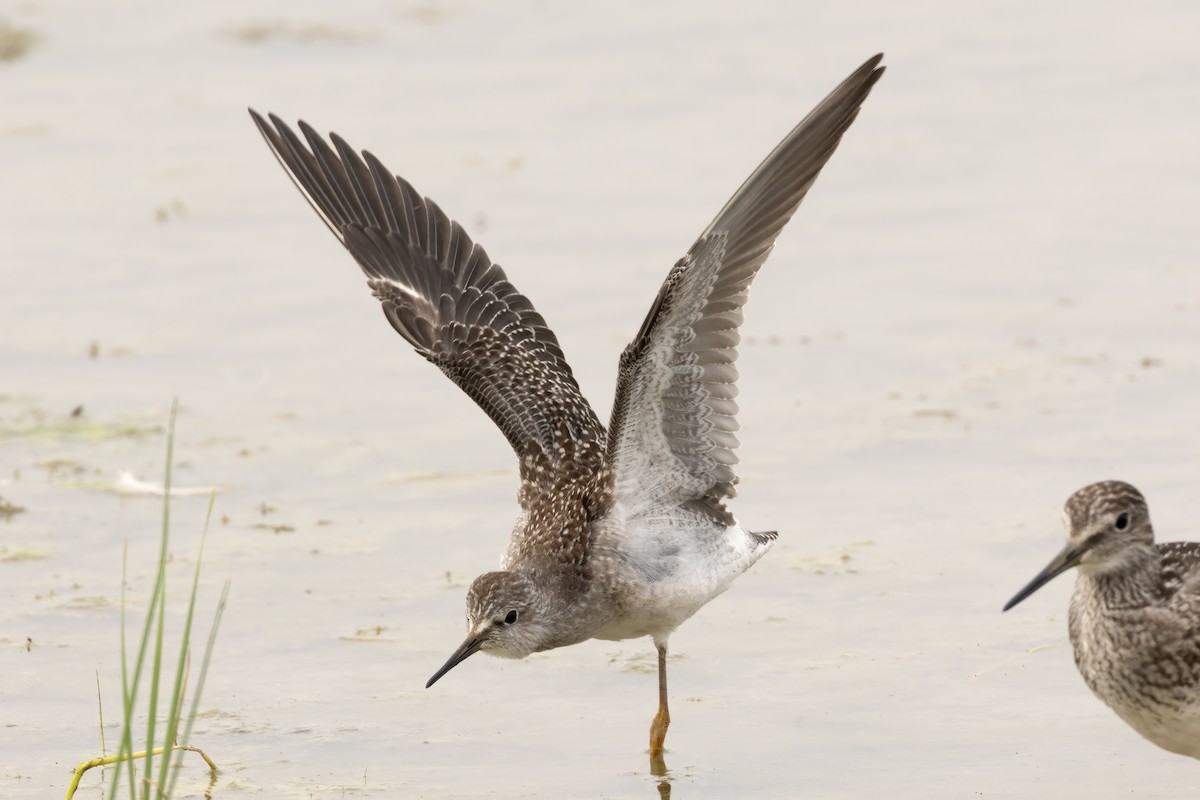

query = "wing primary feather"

[
  {"left": 250, "top": 109, "right": 607, "bottom": 466},
  {"left": 329, "top": 132, "right": 385, "bottom": 231},
  {"left": 607, "top": 54, "right": 884, "bottom": 516}
]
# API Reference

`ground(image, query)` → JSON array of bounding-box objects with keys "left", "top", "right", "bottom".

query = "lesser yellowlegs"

[
  {"left": 1005, "top": 480, "right": 1200, "bottom": 758},
  {"left": 251, "top": 53, "right": 884, "bottom": 757}
]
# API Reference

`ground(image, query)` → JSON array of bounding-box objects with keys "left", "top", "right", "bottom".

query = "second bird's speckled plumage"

[
  {"left": 252, "top": 53, "right": 884, "bottom": 755},
  {"left": 1006, "top": 480, "right": 1200, "bottom": 759}
]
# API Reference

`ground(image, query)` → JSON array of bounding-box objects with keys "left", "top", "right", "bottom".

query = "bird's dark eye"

[
  {"left": 504, "top": 610, "right": 518, "bottom": 625},
  {"left": 1115, "top": 513, "right": 1130, "bottom": 530}
]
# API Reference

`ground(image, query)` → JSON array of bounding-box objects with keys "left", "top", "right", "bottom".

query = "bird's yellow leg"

[{"left": 649, "top": 641, "right": 670, "bottom": 757}]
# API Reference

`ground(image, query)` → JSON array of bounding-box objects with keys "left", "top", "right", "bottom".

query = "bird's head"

[
  {"left": 1003, "top": 480, "right": 1154, "bottom": 612},
  {"left": 425, "top": 570, "right": 549, "bottom": 687}
]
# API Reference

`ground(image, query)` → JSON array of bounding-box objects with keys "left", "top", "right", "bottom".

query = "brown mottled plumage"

[
  {"left": 251, "top": 53, "right": 884, "bottom": 758},
  {"left": 1005, "top": 480, "right": 1200, "bottom": 758}
]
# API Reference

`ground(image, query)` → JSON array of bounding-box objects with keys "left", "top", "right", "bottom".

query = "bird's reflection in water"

[{"left": 650, "top": 751, "right": 671, "bottom": 798}]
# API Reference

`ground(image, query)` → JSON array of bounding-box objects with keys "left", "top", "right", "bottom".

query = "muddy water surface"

[{"left": 3, "top": 1, "right": 1200, "bottom": 798}]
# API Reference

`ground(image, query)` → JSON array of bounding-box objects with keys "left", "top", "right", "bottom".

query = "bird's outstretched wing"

[
  {"left": 251, "top": 111, "right": 605, "bottom": 468},
  {"left": 607, "top": 54, "right": 884, "bottom": 520}
]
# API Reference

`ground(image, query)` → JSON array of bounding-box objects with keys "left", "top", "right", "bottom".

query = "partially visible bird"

[
  {"left": 251, "top": 53, "right": 884, "bottom": 757},
  {"left": 1005, "top": 480, "right": 1200, "bottom": 758}
]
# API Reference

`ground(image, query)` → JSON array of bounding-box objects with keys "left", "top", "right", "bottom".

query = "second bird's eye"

[
  {"left": 1115, "top": 512, "right": 1130, "bottom": 530},
  {"left": 504, "top": 610, "right": 518, "bottom": 625}
]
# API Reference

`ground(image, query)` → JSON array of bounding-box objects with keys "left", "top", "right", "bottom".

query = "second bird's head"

[{"left": 1003, "top": 480, "right": 1155, "bottom": 612}]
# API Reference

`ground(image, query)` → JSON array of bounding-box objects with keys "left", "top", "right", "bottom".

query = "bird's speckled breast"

[{"left": 1069, "top": 578, "right": 1200, "bottom": 758}]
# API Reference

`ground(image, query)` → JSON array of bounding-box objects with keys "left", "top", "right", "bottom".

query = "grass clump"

[{"left": 65, "top": 401, "right": 230, "bottom": 799}]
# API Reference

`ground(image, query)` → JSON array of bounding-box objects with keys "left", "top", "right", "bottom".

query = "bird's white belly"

[
  {"left": 1123, "top": 708, "right": 1200, "bottom": 758},
  {"left": 1094, "top": 682, "right": 1200, "bottom": 759},
  {"left": 592, "top": 521, "right": 773, "bottom": 642}
]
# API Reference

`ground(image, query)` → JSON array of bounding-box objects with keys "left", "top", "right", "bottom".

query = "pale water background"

[{"left": 2, "top": 1, "right": 1199, "bottom": 798}]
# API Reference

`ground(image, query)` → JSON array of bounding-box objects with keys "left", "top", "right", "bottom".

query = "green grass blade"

[
  {"left": 165, "top": 579, "right": 229, "bottom": 798},
  {"left": 143, "top": 400, "right": 178, "bottom": 797},
  {"left": 155, "top": 490, "right": 215, "bottom": 793},
  {"left": 110, "top": 544, "right": 133, "bottom": 800},
  {"left": 95, "top": 670, "right": 106, "bottom": 757}
]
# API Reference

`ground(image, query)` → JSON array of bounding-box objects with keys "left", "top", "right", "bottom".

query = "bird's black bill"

[
  {"left": 1002, "top": 543, "right": 1082, "bottom": 612},
  {"left": 425, "top": 635, "right": 482, "bottom": 688}
]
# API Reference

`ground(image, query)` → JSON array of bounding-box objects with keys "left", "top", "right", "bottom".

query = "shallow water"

[{"left": 3, "top": 1, "right": 1200, "bottom": 797}]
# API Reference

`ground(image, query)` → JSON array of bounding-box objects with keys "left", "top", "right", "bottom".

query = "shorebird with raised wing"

[{"left": 251, "top": 53, "right": 884, "bottom": 757}]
